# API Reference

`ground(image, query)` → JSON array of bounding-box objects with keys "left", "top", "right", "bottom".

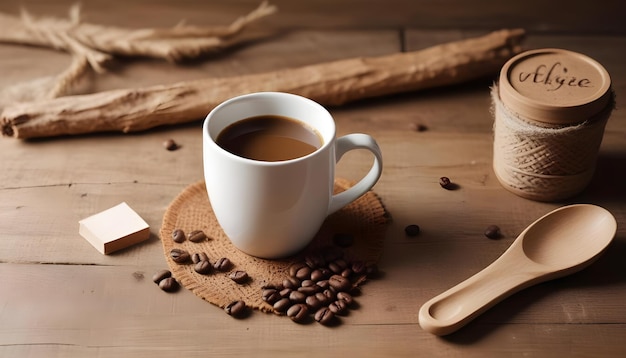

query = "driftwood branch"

[
  {"left": 1, "top": 28, "right": 525, "bottom": 139},
  {"left": 0, "top": 2, "right": 277, "bottom": 104}
]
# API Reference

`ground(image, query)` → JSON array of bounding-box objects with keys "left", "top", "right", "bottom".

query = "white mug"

[{"left": 203, "top": 92, "right": 383, "bottom": 259}]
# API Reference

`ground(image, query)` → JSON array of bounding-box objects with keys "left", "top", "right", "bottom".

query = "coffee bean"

[
  {"left": 287, "top": 303, "right": 309, "bottom": 323},
  {"left": 310, "top": 268, "right": 329, "bottom": 281},
  {"left": 158, "top": 277, "right": 179, "bottom": 292},
  {"left": 163, "top": 139, "right": 179, "bottom": 151},
  {"left": 337, "top": 292, "right": 354, "bottom": 306},
  {"left": 213, "top": 257, "right": 232, "bottom": 271},
  {"left": 282, "top": 276, "right": 301, "bottom": 289},
  {"left": 304, "top": 254, "right": 325, "bottom": 269},
  {"left": 171, "top": 229, "right": 186, "bottom": 243},
  {"left": 305, "top": 294, "right": 323, "bottom": 310},
  {"left": 297, "top": 286, "right": 318, "bottom": 296},
  {"left": 279, "top": 288, "right": 293, "bottom": 298},
  {"left": 332, "top": 233, "right": 354, "bottom": 248},
  {"left": 273, "top": 297, "right": 291, "bottom": 312},
  {"left": 329, "top": 274, "right": 351, "bottom": 292},
  {"left": 225, "top": 300, "right": 246, "bottom": 317},
  {"left": 194, "top": 260, "right": 212, "bottom": 274},
  {"left": 152, "top": 269, "right": 171, "bottom": 284},
  {"left": 262, "top": 288, "right": 282, "bottom": 305},
  {"left": 300, "top": 279, "right": 316, "bottom": 288},
  {"left": 404, "top": 224, "right": 421, "bottom": 237},
  {"left": 328, "top": 258, "right": 348, "bottom": 274},
  {"left": 329, "top": 299, "right": 348, "bottom": 315},
  {"left": 229, "top": 270, "right": 249, "bottom": 284},
  {"left": 322, "top": 288, "right": 337, "bottom": 302},
  {"left": 188, "top": 230, "right": 207, "bottom": 243},
  {"left": 315, "top": 292, "right": 330, "bottom": 305},
  {"left": 485, "top": 225, "right": 502, "bottom": 239},
  {"left": 316, "top": 280, "right": 330, "bottom": 290},
  {"left": 439, "top": 176, "right": 453, "bottom": 189},
  {"left": 170, "top": 248, "right": 190, "bottom": 263},
  {"left": 295, "top": 266, "right": 312, "bottom": 280},
  {"left": 351, "top": 261, "right": 366, "bottom": 275},
  {"left": 191, "top": 252, "right": 209, "bottom": 264},
  {"left": 314, "top": 307, "right": 335, "bottom": 325},
  {"left": 289, "top": 262, "right": 308, "bottom": 277},
  {"left": 289, "top": 290, "right": 307, "bottom": 303},
  {"left": 340, "top": 268, "right": 353, "bottom": 278}
]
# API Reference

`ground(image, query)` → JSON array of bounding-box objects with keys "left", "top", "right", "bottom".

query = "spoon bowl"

[{"left": 418, "top": 204, "right": 617, "bottom": 336}]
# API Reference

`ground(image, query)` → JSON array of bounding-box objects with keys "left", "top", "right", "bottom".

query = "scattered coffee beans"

[
  {"left": 163, "top": 139, "right": 179, "bottom": 151},
  {"left": 191, "top": 252, "right": 209, "bottom": 264},
  {"left": 229, "top": 270, "right": 249, "bottom": 284},
  {"left": 158, "top": 277, "right": 179, "bottom": 292},
  {"left": 261, "top": 247, "right": 380, "bottom": 326},
  {"left": 188, "top": 230, "right": 207, "bottom": 243},
  {"left": 328, "top": 274, "right": 352, "bottom": 292},
  {"left": 485, "top": 225, "right": 502, "bottom": 239},
  {"left": 329, "top": 299, "right": 348, "bottom": 315},
  {"left": 314, "top": 307, "right": 335, "bottom": 325},
  {"left": 404, "top": 224, "right": 420, "bottom": 237},
  {"left": 213, "top": 257, "right": 232, "bottom": 271},
  {"left": 224, "top": 300, "right": 247, "bottom": 317},
  {"left": 172, "top": 229, "right": 186, "bottom": 243},
  {"left": 152, "top": 269, "right": 171, "bottom": 284},
  {"left": 170, "top": 248, "right": 190, "bottom": 263},
  {"left": 439, "top": 176, "right": 452, "bottom": 189},
  {"left": 194, "top": 260, "right": 212, "bottom": 274},
  {"left": 287, "top": 303, "right": 309, "bottom": 323}
]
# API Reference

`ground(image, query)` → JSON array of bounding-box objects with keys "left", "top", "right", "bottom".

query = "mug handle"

[{"left": 327, "top": 133, "right": 383, "bottom": 215}]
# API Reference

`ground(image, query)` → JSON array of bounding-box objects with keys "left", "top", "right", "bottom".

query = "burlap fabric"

[
  {"left": 159, "top": 179, "right": 389, "bottom": 312},
  {"left": 491, "top": 85, "right": 614, "bottom": 201}
]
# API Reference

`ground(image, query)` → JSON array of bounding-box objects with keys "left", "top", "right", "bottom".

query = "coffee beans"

[
  {"left": 172, "top": 229, "right": 186, "bottom": 243},
  {"left": 287, "top": 303, "right": 309, "bottom": 323},
  {"left": 152, "top": 269, "right": 179, "bottom": 293},
  {"left": 163, "top": 138, "right": 179, "bottom": 151},
  {"left": 170, "top": 248, "right": 190, "bottom": 263},
  {"left": 261, "top": 248, "right": 379, "bottom": 326},
  {"left": 194, "top": 260, "right": 212, "bottom": 274},
  {"left": 485, "top": 225, "right": 502, "bottom": 239},
  {"left": 314, "top": 307, "right": 335, "bottom": 325},
  {"left": 224, "top": 300, "right": 247, "bottom": 317},
  {"left": 188, "top": 230, "right": 207, "bottom": 243},
  {"left": 404, "top": 224, "right": 420, "bottom": 237},
  {"left": 229, "top": 270, "right": 249, "bottom": 284},
  {"left": 328, "top": 275, "right": 351, "bottom": 292},
  {"left": 152, "top": 269, "right": 171, "bottom": 283},
  {"left": 213, "top": 257, "right": 232, "bottom": 271},
  {"left": 439, "top": 176, "right": 452, "bottom": 189}
]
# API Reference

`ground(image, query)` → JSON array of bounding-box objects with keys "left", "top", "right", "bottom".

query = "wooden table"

[{"left": 1, "top": 1, "right": 625, "bottom": 357}]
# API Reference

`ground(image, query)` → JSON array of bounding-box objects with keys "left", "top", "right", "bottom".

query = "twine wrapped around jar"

[{"left": 491, "top": 85, "right": 614, "bottom": 201}]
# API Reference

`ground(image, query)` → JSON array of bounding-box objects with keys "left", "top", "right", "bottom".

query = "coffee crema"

[{"left": 216, "top": 115, "right": 323, "bottom": 161}]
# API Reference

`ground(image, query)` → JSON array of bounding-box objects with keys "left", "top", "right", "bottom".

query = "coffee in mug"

[{"left": 216, "top": 114, "right": 322, "bottom": 162}]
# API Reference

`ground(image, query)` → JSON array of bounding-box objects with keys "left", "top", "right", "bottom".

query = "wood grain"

[{"left": 0, "top": 1, "right": 625, "bottom": 357}]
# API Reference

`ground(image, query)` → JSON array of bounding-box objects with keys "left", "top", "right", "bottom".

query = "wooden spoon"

[{"left": 418, "top": 204, "right": 617, "bottom": 336}]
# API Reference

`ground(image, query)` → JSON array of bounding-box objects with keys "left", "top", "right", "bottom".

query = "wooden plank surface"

[{"left": 1, "top": 1, "right": 625, "bottom": 357}]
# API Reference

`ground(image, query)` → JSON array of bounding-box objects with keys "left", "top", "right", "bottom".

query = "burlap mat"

[{"left": 159, "top": 179, "right": 389, "bottom": 312}]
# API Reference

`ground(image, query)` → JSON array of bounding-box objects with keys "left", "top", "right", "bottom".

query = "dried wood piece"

[
  {"left": 1, "top": 29, "right": 525, "bottom": 139},
  {"left": 0, "top": 2, "right": 277, "bottom": 104}
]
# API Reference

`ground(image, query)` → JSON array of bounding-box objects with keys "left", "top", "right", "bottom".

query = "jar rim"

[{"left": 499, "top": 48, "right": 612, "bottom": 125}]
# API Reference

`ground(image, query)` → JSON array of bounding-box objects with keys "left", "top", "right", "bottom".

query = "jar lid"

[{"left": 499, "top": 48, "right": 611, "bottom": 125}]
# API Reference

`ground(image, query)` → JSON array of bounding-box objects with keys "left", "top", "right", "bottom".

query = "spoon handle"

[{"left": 418, "top": 253, "right": 543, "bottom": 336}]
